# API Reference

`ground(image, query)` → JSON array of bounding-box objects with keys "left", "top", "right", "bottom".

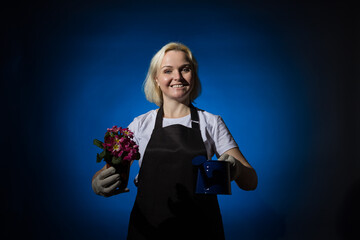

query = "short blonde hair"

[{"left": 143, "top": 42, "right": 201, "bottom": 106}]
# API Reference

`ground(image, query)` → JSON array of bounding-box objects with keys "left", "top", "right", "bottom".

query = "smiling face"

[{"left": 155, "top": 50, "right": 193, "bottom": 105}]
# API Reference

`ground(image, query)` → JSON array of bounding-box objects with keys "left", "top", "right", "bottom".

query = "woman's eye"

[
  {"left": 182, "top": 67, "right": 191, "bottom": 73},
  {"left": 164, "top": 69, "right": 172, "bottom": 74}
]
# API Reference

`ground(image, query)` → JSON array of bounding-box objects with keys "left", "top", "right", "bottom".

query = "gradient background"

[{"left": 2, "top": 0, "right": 359, "bottom": 239}]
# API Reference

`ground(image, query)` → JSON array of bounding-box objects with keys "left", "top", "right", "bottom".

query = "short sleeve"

[
  {"left": 211, "top": 116, "right": 238, "bottom": 158},
  {"left": 126, "top": 110, "right": 157, "bottom": 167},
  {"left": 127, "top": 118, "right": 140, "bottom": 146}
]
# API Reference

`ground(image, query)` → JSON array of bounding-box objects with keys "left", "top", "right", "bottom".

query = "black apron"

[{"left": 127, "top": 105, "right": 225, "bottom": 240}]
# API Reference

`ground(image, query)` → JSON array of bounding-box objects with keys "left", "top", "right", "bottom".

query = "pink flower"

[
  {"left": 117, "top": 150, "right": 124, "bottom": 158},
  {"left": 95, "top": 126, "right": 140, "bottom": 165},
  {"left": 107, "top": 125, "right": 121, "bottom": 133},
  {"left": 121, "top": 128, "right": 134, "bottom": 138},
  {"left": 101, "top": 127, "right": 139, "bottom": 162}
]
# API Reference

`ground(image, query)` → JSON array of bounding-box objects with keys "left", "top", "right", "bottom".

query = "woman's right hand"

[{"left": 92, "top": 166, "right": 129, "bottom": 197}]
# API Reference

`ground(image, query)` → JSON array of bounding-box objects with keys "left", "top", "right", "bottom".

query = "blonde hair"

[{"left": 143, "top": 42, "right": 201, "bottom": 106}]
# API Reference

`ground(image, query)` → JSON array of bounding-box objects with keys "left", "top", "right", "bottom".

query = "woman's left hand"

[
  {"left": 218, "top": 148, "right": 258, "bottom": 190},
  {"left": 218, "top": 154, "right": 241, "bottom": 181}
]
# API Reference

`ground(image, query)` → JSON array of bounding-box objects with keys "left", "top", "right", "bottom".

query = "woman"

[{"left": 92, "top": 42, "right": 257, "bottom": 240}]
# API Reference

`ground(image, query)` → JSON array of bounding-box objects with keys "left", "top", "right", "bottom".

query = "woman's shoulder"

[
  {"left": 196, "top": 107, "right": 226, "bottom": 133},
  {"left": 131, "top": 109, "right": 157, "bottom": 126},
  {"left": 128, "top": 109, "right": 157, "bottom": 131},
  {"left": 196, "top": 107, "right": 222, "bottom": 123},
  {"left": 133, "top": 109, "right": 157, "bottom": 122},
  {"left": 127, "top": 109, "right": 157, "bottom": 143}
]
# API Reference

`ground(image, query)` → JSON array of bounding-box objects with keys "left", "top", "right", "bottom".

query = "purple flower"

[{"left": 101, "top": 127, "right": 139, "bottom": 162}]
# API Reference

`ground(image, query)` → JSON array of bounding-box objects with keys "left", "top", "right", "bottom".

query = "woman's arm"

[{"left": 221, "top": 147, "right": 258, "bottom": 191}]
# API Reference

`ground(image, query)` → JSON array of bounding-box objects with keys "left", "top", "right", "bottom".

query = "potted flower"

[{"left": 93, "top": 126, "right": 140, "bottom": 190}]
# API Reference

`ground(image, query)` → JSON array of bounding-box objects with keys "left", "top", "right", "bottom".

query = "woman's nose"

[{"left": 172, "top": 70, "right": 182, "bottom": 80}]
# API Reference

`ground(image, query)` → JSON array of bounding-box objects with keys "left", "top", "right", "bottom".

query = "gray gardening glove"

[
  {"left": 218, "top": 154, "right": 242, "bottom": 181},
  {"left": 92, "top": 166, "right": 129, "bottom": 197}
]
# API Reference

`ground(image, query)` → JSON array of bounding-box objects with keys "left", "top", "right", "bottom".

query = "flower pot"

[{"left": 105, "top": 160, "right": 131, "bottom": 190}]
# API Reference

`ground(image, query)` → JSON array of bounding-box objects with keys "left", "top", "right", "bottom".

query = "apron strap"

[
  {"left": 154, "top": 104, "right": 200, "bottom": 130},
  {"left": 154, "top": 105, "right": 164, "bottom": 130},
  {"left": 189, "top": 104, "right": 200, "bottom": 130}
]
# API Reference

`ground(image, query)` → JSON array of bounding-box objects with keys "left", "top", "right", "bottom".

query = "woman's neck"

[{"left": 162, "top": 100, "right": 190, "bottom": 119}]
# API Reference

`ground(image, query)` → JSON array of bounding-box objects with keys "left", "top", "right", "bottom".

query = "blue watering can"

[{"left": 192, "top": 156, "right": 231, "bottom": 195}]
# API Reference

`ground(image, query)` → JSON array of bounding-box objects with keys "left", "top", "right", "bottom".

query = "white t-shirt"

[{"left": 128, "top": 108, "right": 238, "bottom": 167}]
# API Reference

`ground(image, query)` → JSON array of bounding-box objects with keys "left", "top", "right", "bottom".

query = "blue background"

[{"left": 2, "top": 1, "right": 359, "bottom": 239}]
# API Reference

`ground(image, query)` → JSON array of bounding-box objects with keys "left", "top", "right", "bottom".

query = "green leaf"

[
  {"left": 104, "top": 150, "right": 111, "bottom": 159},
  {"left": 101, "top": 150, "right": 110, "bottom": 164},
  {"left": 99, "top": 150, "right": 106, "bottom": 159},
  {"left": 112, "top": 156, "right": 122, "bottom": 165},
  {"left": 93, "top": 139, "right": 104, "bottom": 149},
  {"left": 96, "top": 153, "right": 102, "bottom": 163},
  {"left": 96, "top": 150, "right": 107, "bottom": 163}
]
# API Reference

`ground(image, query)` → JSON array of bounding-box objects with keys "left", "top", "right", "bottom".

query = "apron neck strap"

[
  {"left": 155, "top": 104, "right": 200, "bottom": 130},
  {"left": 189, "top": 104, "right": 200, "bottom": 129}
]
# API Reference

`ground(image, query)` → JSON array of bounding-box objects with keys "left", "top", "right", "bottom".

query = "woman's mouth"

[{"left": 171, "top": 84, "right": 185, "bottom": 88}]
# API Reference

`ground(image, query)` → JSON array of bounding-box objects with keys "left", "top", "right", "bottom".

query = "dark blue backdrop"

[{"left": 2, "top": 1, "right": 359, "bottom": 239}]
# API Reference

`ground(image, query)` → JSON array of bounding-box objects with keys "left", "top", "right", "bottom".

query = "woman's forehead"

[{"left": 161, "top": 50, "right": 190, "bottom": 66}]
